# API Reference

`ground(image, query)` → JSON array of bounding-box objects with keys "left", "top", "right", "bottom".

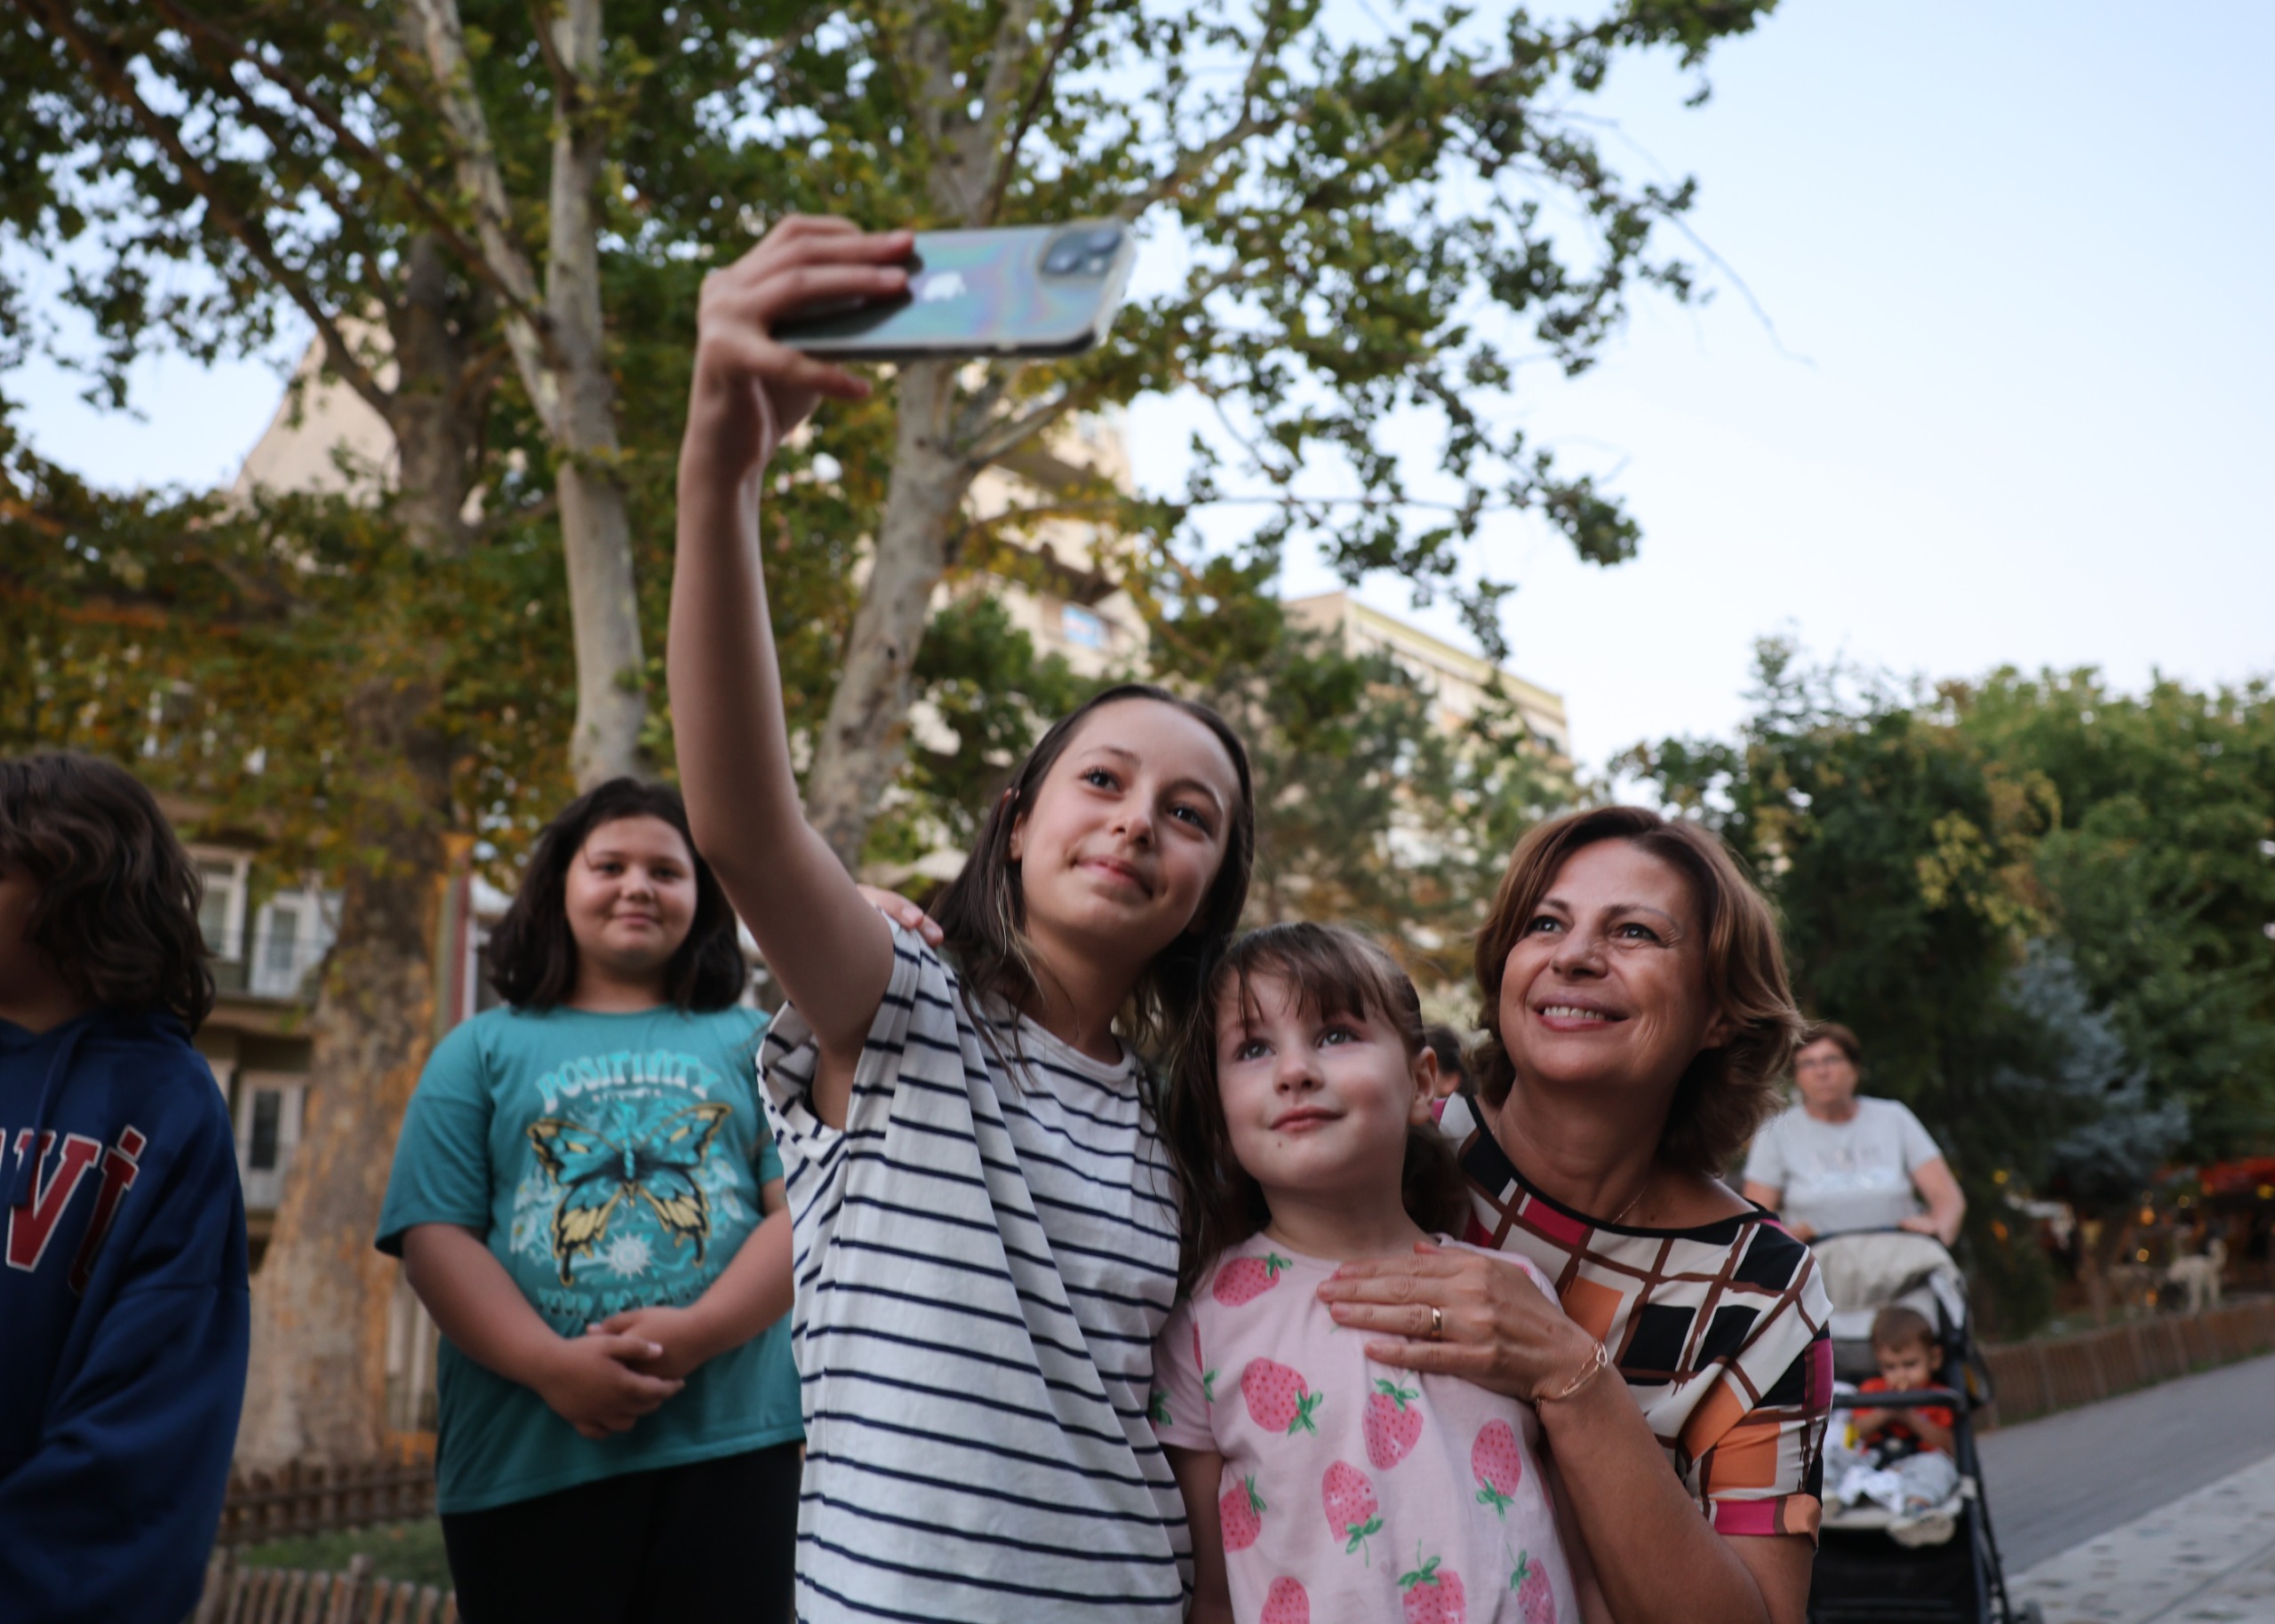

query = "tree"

[
  {"left": 1628, "top": 641, "right": 2273, "bottom": 1335},
  {"left": 1952, "top": 671, "right": 2275, "bottom": 1159},
  {"left": 1997, "top": 943, "right": 2188, "bottom": 1323},
  {"left": 739, "top": 0, "right": 1780, "bottom": 865},
  {"left": 0, "top": 0, "right": 857, "bottom": 1465}
]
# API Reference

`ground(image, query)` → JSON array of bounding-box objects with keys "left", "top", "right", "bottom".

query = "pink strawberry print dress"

[{"left": 1153, "top": 1235, "right": 1577, "bottom": 1624}]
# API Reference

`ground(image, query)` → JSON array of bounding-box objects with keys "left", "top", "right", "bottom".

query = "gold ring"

[{"left": 1429, "top": 1304, "right": 1444, "bottom": 1341}]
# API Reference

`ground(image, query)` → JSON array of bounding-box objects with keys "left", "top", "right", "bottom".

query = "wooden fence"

[
  {"left": 217, "top": 1459, "right": 437, "bottom": 1547},
  {"left": 193, "top": 1554, "right": 454, "bottom": 1624},
  {"left": 1980, "top": 1297, "right": 2275, "bottom": 1426}
]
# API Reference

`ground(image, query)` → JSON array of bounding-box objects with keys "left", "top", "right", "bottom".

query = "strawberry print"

[
  {"left": 1472, "top": 1420, "right": 1524, "bottom": 1516},
  {"left": 1398, "top": 1550, "right": 1467, "bottom": 1624},
  {"left": 1220, "top": 1475, "right": 1265, "bottom": 1552},
  {"left": 1241, "top": 1358, "right": 1322, "bottom": 1435},
  {"left": 1213, "top": 1251, "right": 1293, "bottom": 1306},
  {"left": 1260, "top": 1577, "right": 1311, "bottom": 1624},
  {"left": 1321, "top": 1461, "right": 1384, "bottom": 1563},
  {"left": 1148, "top": 1389, "right": 1170, "bottom": 1429},
  {"left": 1513, "top": 1552, "right": 1557, "bottom": 1624},
  {"left": 1193, "top": 1319, "right": 1217, "bottom": 1404},
  {"left": 1364, "top": 1379, "right": 1424, "bottom": 1469}
]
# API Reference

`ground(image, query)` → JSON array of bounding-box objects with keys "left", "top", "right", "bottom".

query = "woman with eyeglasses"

[{"left": 1739, "top": 1022, "right": 1965, "bottom": 1245}]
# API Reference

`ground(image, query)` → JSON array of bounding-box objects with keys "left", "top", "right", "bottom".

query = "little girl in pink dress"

[{"left": 1153, "top": 924, "right": 1605, "bottom": 1624}]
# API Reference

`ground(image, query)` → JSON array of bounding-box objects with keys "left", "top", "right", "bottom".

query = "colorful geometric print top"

[
  {"left": 1153, "top": 1234, "right": 1580, "bottom": 1624},
  {"left": 1440, "top": 1094, "right": 1833, "bottom": 1542},
  {"left": 377, "top": 1002, "right": 801, "bottom": 1515},
  {"left": 760, "top": 926, "right": 1189, "bottom": 1624}
]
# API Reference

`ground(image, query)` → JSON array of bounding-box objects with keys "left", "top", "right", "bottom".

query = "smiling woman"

[{"left": 1318, "top": 806, "right": 1831, "bottom": 1624}]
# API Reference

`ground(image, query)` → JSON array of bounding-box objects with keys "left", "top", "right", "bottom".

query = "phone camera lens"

[
  {"left": 1084, "top": 227, "right": 1122, "bottom": 252},
  {"left": 1044, "top": 246, "right": 1086, "bottom": 274}
]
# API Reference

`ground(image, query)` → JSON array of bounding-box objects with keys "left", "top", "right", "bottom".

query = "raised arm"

[{"left": 670, "top": 217, "right": 912, "bottom": 1095}]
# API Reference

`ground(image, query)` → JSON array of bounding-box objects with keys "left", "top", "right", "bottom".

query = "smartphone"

[{"left": 773, "top": 221, "right": 1136, "bottom": 362}]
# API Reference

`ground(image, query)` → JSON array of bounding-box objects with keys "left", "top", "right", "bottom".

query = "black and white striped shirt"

[{"left": 760, "top": 927, "right": 1188, "bottom": 1622}]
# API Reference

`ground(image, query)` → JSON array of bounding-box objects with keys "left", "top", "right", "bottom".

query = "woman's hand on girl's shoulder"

[
  {"left": 686, "top": 216, "right": 912, "bottom": 475},
  {"left": 854, "top": 884, "right": 945, "bottom": 947},
  {"left": 1317, "top": 1240, "right": 1596, "bottom": 1401}
]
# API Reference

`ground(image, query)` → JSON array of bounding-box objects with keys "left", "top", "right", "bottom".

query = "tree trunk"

[
  {"left": 389, "top": 235, "right": 482, "bottom": 554},
  {"left": 803, "top": 361, "right": 970, "bottom": 866},
  {"left": 233, "top": 723, "right": 453, "bottom": 1466},
  {"left": 546, "top": 0, "right": 648, "bottom": 791},
  {"left": 235, "top": 247, "right": 477, "bottom": 1468}
]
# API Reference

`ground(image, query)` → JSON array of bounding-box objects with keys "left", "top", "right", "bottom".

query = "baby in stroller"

[
  {"left": 1826, "top": 1306, "right": 1962, "bottom": 1523},
  {"left": 1805, "top": 1231, "right": 2037, "bottom": 1622}
]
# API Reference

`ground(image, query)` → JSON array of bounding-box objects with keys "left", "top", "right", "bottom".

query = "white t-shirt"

[
  {"left": 1742, "top": 1095, "right": 1944, "bottom": 1237},
  {"left": 760, "top": 926, "right": 1187, "bottom": 1623}
]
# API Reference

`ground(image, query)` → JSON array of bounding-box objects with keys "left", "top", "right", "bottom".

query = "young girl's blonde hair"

[{"left": 1159, "top": 922, "right": 1469, "bottom": 1294}]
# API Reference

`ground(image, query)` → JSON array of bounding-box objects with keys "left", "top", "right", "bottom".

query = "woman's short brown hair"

[
  {"left": 0, "top": 752, "right": 215, "bottom": 1030},
  {"left": 1471, "top": 806, "right": 1802, "bottom": 1178},
  {"left": 1800, "top": 1020, "right": 1863, "bottom": 1066}
]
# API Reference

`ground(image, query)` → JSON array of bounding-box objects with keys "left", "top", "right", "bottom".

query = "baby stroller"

[{"left": 1805, "top": 1230, "right": 2040, "bottom": 1624}]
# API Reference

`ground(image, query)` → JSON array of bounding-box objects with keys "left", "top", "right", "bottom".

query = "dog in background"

[{"left": 2166, "top": 1238, "right": 2227, "bottom": 1315}]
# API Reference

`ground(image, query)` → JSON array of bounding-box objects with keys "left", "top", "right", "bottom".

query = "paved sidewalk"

[
  {"left": 1980, "top": 1353, "right": 2275, "bottom": 1572},
  {"left": 2006, "top": 1450, "right": 2275, "bottom": 1623}
]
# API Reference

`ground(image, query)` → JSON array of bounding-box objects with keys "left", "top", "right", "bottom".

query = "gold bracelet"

[{"left": 1539, "top": 1340, "right": 1610, "bottom": 1405}]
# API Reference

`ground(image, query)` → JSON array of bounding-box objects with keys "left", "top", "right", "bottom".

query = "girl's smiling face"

[
  {"left": 1008, "top": 699, "right": 1241, "bottom": 970},
  {"left": 563, "top": 815, "right": 700, "bottom": 991},
  {"left": 1215, "top": 971, "right": 1436, "bottom": 1209}
]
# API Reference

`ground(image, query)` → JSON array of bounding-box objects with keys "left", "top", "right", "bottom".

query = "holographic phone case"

[{"left": 774, "top": 221, "right": 1136, "bottom": 362}]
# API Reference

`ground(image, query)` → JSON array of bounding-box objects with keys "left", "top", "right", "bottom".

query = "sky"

[{"left": 10, "top": 1, "right": 2272, "bottom": 776}]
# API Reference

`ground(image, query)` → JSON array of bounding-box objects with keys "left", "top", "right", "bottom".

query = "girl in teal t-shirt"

[{"left": 378, "top": 781, "right": 799, "bottom": 1623}]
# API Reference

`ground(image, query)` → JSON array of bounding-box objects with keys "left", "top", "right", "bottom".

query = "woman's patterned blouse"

[{"left": 1441, "top": 1094, "right": 1834, "bottom": 1541}]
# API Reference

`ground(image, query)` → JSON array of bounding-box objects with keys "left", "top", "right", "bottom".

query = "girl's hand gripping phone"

[{"left": 687, "top": 216, "right": 912, "bottom": 474}]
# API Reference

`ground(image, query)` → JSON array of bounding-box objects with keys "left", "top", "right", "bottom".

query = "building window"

[
  {"left": 193, "top": 853, "right": 250, "bottom": 961},
  {"left": 233, "top": 1071, "right": 305, "bottom": 1212},
  {"left": 249, "top": 886, "right": 338, "bottom": 999},
  {"left": 248, "top": 1089, "right": 283, "bottom": 1172},
  {"left": 1060, "top": 603, "right": 1107, "bottom": 650}
]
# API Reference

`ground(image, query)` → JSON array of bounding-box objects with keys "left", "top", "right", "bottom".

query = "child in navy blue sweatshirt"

[{"left": 0, "top": 752, "right": 250, "bottom": 1623}]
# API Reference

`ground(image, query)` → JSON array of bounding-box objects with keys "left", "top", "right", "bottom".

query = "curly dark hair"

[
  {"left": 1472, "top": 805, "right": 1803, "bottom": 1179},
  {"left": 0, "top": 752, "right": 215, "bottom": 1030},
  {"left": 1160, "top": 922, "right": 1470, "bottom": 1294},
  {"left": 487, "top": 779, "right": 747, "bottom": 1013},
  {"left": 930, "top": 683, "right": 1255, "bottom": 1066}
]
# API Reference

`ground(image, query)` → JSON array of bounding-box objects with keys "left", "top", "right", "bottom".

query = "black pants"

[{"left": 441, "top": 1443, "right": 801, "bottom": 1624}]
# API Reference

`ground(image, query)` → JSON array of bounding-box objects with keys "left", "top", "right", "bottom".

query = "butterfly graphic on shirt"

[{"left": 526, "top": 1096, "right": 732, "bottom": 1285}]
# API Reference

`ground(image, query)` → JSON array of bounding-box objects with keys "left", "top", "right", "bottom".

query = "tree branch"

[
  {"left": 1122, "top": 0, "right": 1292, "bottom": 218},
  {"left": 15, "top": 0, "right": 394, "bottom": 421},
  {"left": 965, "top": 384, "right": 1086, "bottom": 466},
  {"left": 982, "top": 0, "right": 1090, "bottom": 221},
  {"left": 401, "top": 0, "right": 562, "bottom": 434},
  {"left": 144, "top": 0, "right": 544, "bottom": 336}
]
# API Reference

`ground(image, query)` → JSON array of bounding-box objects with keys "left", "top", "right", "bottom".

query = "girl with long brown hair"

[{"left": 668, "top": 213, "right": 1257, "bottom": 1623}]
